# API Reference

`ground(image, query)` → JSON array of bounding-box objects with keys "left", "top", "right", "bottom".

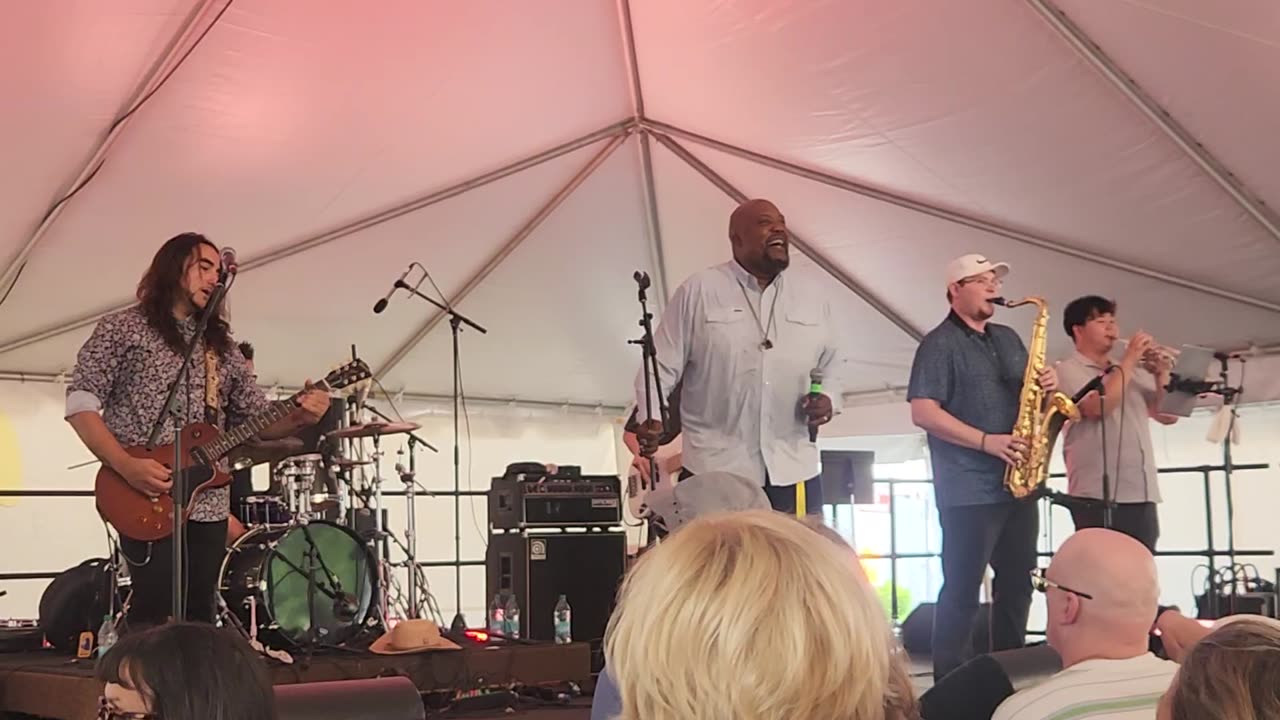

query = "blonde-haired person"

[
  {"left": 604, "top": 509, "right": 917, "bottom": 720},
  {"left": 1158, "top": 615, "right": 1280, "bottom": 720}
]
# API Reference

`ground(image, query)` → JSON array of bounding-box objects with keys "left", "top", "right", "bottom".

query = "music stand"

[{"left": 1158, "top": 344, "right": 1216, "bottom": 417}]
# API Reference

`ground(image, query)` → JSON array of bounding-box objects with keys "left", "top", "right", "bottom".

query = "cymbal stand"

[{"left": 369, "top": 430, "right": 390, "bottom": 625}]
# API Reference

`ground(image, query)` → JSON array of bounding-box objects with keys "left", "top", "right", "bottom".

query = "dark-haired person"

[
  {"left": 98, "top": 621, "right": 276, "bottom": 720},
  {"left": 1054, "top": 295, "right": 1179, "bottom": 553},
  {"left": 66, "top": 233, "right": 329, "bottom": 627}
]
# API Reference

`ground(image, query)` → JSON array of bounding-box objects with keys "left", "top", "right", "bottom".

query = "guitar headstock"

[{"left": 320, "top": 359, "right": 373, "bottom": 392}]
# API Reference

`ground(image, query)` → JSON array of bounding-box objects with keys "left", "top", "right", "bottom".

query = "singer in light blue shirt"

[{"left": 633, "top": 199, "right": 849, "bottom": 514}]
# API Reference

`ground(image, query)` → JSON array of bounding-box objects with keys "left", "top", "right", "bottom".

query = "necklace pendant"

[{"left": 761, "top": 339, "right": 773, "bottom": 350}]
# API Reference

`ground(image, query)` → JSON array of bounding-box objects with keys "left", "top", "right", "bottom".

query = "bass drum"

[{"left": 219, "top": 521, "right": 376, "bottom": 648}]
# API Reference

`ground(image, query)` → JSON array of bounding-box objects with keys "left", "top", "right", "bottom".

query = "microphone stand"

[
  {"left": 391, "top": 278, "right": 486, "bottom": 631},
  {"left": 144, "top": 271, "right": 231, "bottom": 623},
  {"left": 1099, "top": 378, "right": 1111, "bottom": 529},
  {"left": 626, "top": 271, "right": 669, "bottom": 537}
]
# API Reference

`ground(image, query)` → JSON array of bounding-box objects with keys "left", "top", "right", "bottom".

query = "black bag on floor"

[{"left": 38, "top": 557, "right": 115, "bottom": 651}]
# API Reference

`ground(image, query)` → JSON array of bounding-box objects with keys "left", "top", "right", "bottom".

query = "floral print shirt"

[{"left": 66, "top": 306, "right": 268, "bottom": 524}]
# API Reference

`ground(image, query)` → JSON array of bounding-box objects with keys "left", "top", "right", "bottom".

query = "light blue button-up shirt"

[{"left": 634, "top": 261, "right": 848, "bottom": 487}]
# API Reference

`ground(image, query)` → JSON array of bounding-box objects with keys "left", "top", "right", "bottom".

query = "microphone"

[
  {"left": 220, "top": 246, "right": 238, "bottom": 275},
  {"left": 807, "top": 368, "right": 824, "bottom": 442},
  {"left": 1071, "top": 366, "right": 1117, "bottom": 404},
  {"left": 633, "top": 270, "right": 651, "bottom": 290},
  {"left": 373, "top": 266, "right": 413, "bottom": 314}
]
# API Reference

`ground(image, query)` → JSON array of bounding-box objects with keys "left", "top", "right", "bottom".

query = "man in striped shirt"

[{"left": 993, "top": 529, "right": 1177, "bottom": 719}]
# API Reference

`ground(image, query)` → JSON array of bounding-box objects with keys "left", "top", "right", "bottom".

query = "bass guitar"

[{"left": 95, "top": 359, "right": 371, "bottom": 541}]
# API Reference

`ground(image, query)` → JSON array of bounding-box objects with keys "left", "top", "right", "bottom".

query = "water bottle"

[
  {"left": 487, "top": 594, "right": 505, "bottom": 636},
  {"left": 503, "top": 594, "right": 521, "bottom": 640},
  {"left": 554, "top": 594, "right": 572, "bottom": 644},
  {"left": 96, "top": 614, "right": 118, "bottom": 657}
]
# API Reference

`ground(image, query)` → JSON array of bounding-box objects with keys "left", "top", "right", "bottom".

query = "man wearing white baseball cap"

[{"left": 907, "top": 253, "right": 1059, "bottom": 681}]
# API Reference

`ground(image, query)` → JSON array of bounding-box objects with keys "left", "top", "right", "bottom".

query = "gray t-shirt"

[
  {"left": 907, "top": 312, "right": 1028, "bottom": 508},
  {"left": 1056, "top": 351, "right": 1162, "bottom": 504}
]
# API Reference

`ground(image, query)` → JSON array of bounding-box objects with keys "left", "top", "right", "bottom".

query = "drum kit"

[{"left": 216, "top": 410, "right": 437, "bottom": 655}]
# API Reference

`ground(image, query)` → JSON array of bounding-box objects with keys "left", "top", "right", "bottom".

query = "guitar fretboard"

[{"left": 200, "top": 395, "right": 299, "bottom": 462}]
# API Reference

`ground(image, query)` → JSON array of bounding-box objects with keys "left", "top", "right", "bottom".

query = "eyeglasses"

[
  {"left": 1030, "top": 568, "right": 1093, "bottom": 600},
  {"left": 98, "top": 697, "right": 156, "bottom": 720},
  {"left": 958, "top": 275, "right": 1003, "bottom": 289}
]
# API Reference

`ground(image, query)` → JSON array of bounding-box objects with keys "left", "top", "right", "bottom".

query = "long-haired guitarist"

[{"left": 65, "top": 233, "right": 329, "bottom": 628}]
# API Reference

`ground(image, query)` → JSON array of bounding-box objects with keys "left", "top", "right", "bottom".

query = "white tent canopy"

[{"left": 3, "top": 0, "right": 1280, "bottom": 412}]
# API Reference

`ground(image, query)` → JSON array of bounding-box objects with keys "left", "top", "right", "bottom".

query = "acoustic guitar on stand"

[{"left": 94, "top": 359, "right": 371, "bottom": 541}]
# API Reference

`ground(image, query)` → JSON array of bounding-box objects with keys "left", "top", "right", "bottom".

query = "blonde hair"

[
  {"left": 1169, "top": 616, "right": 1280, "bottom": 720},
  {"left": 605, "top": 510, "right": 915, "bottom": 720}
]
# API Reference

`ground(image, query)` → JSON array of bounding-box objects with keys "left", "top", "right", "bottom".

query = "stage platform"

[{"left": 0, "top": 641, "right": 592, "bottom": 720}]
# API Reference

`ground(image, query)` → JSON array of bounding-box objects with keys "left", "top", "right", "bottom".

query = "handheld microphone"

[
  {"left": 220, "top": 246, "right": 238, "bottom": 276},
  {"left": 808, "top": 368, "right": 824, "bottom": 442},
  {"left": 373, "top": 266, "right": 413, "bottom": 314},
  {"left": 633, "top": 270, "right": 651, "bottom": 290}
]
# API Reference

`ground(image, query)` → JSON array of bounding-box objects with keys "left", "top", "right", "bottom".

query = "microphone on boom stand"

[{"left": 373, "top": 266, "right": 414, "bottom": 314}]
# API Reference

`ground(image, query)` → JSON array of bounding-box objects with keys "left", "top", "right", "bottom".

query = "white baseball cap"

[{"left": 945, "top": 254, "right": 1010, "bottom": 286}]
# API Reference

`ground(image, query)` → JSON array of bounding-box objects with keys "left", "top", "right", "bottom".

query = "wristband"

[{"left": 980, "top": 432, "right": 987, "bottom": 452}]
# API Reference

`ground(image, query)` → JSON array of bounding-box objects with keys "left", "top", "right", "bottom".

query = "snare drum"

[
  {"left": 236, "top": 496, "right": 291, "bottom": 527},
  {"left": 218, "top": 521, "right": 376, "bottom": 647}
]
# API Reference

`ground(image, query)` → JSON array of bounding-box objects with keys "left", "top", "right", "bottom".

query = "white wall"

[{"left": 0, "top": 379, "right": 621, "bottom": 627}]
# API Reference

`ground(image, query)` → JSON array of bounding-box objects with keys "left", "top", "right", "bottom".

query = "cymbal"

[
  {"left": 326, "top": 421, "right": 421, "bottom": 440},
  {"left": 331, "top": 458, "right": 374, "bottom": 469}
]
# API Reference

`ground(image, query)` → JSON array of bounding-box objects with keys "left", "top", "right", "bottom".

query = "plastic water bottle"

[
  {"left": 96, "top": 615, "right": 118, "bottom": 657},
  {"left": 554, "top": 594, "right": 572, "bottom": 644},
  {"left": 487, "top": 594, "right": 505, "bottom": 636},
  {"left": 503, "top": 594, "right": 521, "bottom": 640}
]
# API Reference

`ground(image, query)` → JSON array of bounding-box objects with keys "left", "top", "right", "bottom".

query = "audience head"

[
  {"left": 96, "top": 622, "right": 276, "bottom": 720},
  {"left": 605, "top": 509, "right": 914, "bottom": 720},
  {"left": 1041, "top": 528, "right": 1158, "bottom": 666},
  {"left": 1159, "top": 616, "right": 1280, "bottom": 720}
]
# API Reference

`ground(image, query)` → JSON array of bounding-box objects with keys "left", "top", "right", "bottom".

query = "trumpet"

[{"left": 1115, "top": 337, "right": 1179, "bottom": 366}]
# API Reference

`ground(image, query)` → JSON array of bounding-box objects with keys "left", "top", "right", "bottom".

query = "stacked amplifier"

[{"left": 485, "top": 465, "right": 626, "bottom": 669}]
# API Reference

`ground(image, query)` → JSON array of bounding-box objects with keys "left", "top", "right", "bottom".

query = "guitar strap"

[{"left": 203, "top": 348, "right": 220, "bottom": 425}]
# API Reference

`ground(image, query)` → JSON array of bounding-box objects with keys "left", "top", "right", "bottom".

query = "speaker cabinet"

[{"left": 486, "top": 530, "right": 626, "bottom": 668}]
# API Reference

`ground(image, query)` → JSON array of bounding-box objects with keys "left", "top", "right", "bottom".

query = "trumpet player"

[
  {"left": 1055, "top": 296, "right": 1179, "bottom": 553},
  {"left": 907, "top": 254, "right": 1059, "bottom": 681}
]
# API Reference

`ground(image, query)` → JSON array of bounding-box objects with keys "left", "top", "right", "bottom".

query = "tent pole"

[
  {"left": 0, "top": 121, "right": 636, "bottom": 357},
  {"left": 371, "top": 131, "right": 630, "bottom": 380},
  {"left": 636, "top": 132, "right": 670, "bottom": 302},
  {"left": 0, "top": 0, "right": 225, "bottom": 299},
  {"left": 649, "top": 132, "right": 924, "bottom": 343},
  {"left": 642, "top": 119, "right": 1280, "bottom": 315},
  {"left": 1027, "top": 0, "right": 1280, "bottom": 246}
]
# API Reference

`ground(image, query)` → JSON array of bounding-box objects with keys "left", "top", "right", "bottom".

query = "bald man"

[
  {"left": 633, "top": 199, "right": 849, "bottom": 515},
  {"left": 993, "top": 529, "right": 1178, "bottom": 720}
]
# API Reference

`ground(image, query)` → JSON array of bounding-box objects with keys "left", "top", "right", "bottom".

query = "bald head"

[
  {"left": 728, "top": 199, "right": 790, "bottom": 282},
  {"left": 1044, "top": 529, "right": 1158, "bottom": 666}
]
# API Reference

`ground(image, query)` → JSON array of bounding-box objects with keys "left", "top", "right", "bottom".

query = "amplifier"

[{"left": 489, "top": 475, "right": 621, "bottom": 529}]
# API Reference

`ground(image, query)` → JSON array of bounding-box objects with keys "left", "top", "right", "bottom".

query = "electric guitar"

[{"left": 95, "top": 359, "right": 372, "bottom": 541}]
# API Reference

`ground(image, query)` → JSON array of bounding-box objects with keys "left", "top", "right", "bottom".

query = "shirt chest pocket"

[{"left": 702, "top": 306, "right": 754, "bottom": 356}]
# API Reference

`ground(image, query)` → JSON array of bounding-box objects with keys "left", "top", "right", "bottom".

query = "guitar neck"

[{"left": 201, "top": 395, "right": 300, "bottom": 461}]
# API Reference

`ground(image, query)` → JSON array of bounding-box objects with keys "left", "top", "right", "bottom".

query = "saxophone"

[{"left": 994, "top": 296, "right": 1081, "bottom": 498}]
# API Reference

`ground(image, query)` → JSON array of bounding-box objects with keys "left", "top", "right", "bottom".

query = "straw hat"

[{"left": 369, "top": 619, "right": 461, "bottom": 655}]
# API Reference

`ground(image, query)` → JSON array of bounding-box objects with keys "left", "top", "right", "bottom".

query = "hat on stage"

[
  {"left": 644, "top": 471, "right": 771, "bottom": 534},
  {"left": 369, "top": 619, "right": 461, "bottom": 654},
  {"left": 945, "top": 254, "right": 1010, "bottom": 286}
]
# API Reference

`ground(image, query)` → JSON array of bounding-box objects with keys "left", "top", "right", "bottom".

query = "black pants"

[
  {"left": 118, "top": 519, "right": 228, "bottom": 629},
  {"left": 1069, "top": 501, "right": 1159, "bottom": 554},
  {"left": 933, "top": 501, "right": 1038, "bottom": 681},
  {"left": 678, "top": 468, "right": 824, "bottom": 515}
]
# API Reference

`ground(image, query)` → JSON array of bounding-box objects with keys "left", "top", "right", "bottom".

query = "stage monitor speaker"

[
  {"left": 819, "top": 450, "right": 875, "bottom": 505},
  {"left": 486, "top": 530, "right": 626, "bottom": 670},
  {"left": 899, "top": 601, "right": 992, "bottom": 656},
  {"left": 276, "top": 676, "right": 425, "bottom": 720},
  {"left": 918, "top": 644, "right": 1062, "bottom": 720}
]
